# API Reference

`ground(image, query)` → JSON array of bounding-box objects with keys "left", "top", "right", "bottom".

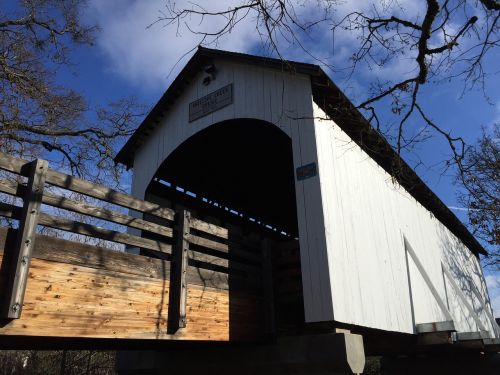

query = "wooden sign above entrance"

[{"left": 189, "top": 84, "right": 233, "bottom": 122}]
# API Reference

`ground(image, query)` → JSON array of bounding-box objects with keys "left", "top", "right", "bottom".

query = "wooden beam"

[
  {"left": 0, "top": 179, "right": 173, "bottom": 239},
  {"left": 3, "top": 158, "right": 47, "bottom": 319},
  {"left": 0, "top": 151, "right": 28, "bottom": 175},
  {"left": 456, "top": 331, "right": 489, "bottom": 341},
  {"left": 455, "top": 331, "right": 489, "bottom": 349},
  {"left": 416, "top": 321, "right": 456, "bottom": 346},
  {"left": 0, "top": 151, "right": 176, "bottom": 222},
  {"left": 168, "top": 209, "right": 190, "bottom": 332},
  {"left": 0, "top": 202, "right": 19, "bottom": 219},
  {"left": 187, "top": 234, "right": 262, "bottom": 263},
  {"left": 190, "top": 217, "right": 228, "bottom": 239},
  {"left": 416, "top": 321, "right": 455, "bottom": 334},
  {"left": 45, "top": 169, "right": 175, "bottom": 221},
  {"left": 37, "top": 212, "right": 172, "bottom": 255},
  {"left": 0, "top": 227, "right": 232, "bottom": 291},
  {"left": 261, "top": 238, "right": 276, "bottom": 341}
]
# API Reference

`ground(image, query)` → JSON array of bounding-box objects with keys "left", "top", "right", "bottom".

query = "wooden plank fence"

[{"left": 0, "top": 152, "right": 278, "bottom": 343}]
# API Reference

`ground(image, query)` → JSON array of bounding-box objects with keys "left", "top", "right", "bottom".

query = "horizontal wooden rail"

[
  {"left": 0, "top": 152, "right": 269, "bottom": 295},
  {"left": 0, "top": 225, "right": 264, "bottom": 342},
  {"left": 0, "top": 228, "right": 257, "bottom": 292},
  {"left": 0, "top": 203, "right": 172, "bottom": 255},
  {"left": 2, "top": 201, "right": 260, "bottom": 276},
  {"left": 187, "top": 234, "right": 262, "bottom": 264},
  {"left": 190, "top": 217, "right": 228, "bottom": 239},
  {"left": 0, "top": 202, "right": 16, "bottom": 219},
  {"left": 188, "top": 250, "right": 229, "bottom": 268},
  {"left": 38, "top": 213, "right": 172, "bottom": 255},
  {"left": 0, "top": 179, "right": 173, "bottom": 239},
  {"left": 0, "top": 152, "right": 31, "bottom": 176},
  {"left": 0, "top": 151, "right": 175, "bottom": 222},
  {"left": 1, "top": 201, "right": 260, "bottom": 280}
]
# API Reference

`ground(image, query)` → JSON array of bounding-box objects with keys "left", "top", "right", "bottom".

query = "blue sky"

[{"left": 54, "top": 0, "right": 500, "bottom": 313}]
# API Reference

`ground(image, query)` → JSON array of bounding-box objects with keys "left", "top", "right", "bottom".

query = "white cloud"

[
  {"left": 85, "top": 0, "right": 423, "bottom": 92},
  {"left": 86, "top": 0, "right": 260, "bottom": 90},
  {"left": 486, "top": 273, "right": 500, "bottom": 317},
  {"left": 84, "top": 0, "right": 487, "bottom": 115}
]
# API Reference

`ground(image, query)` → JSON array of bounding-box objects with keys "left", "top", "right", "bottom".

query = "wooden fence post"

[
  {"left": 3, "top": 158, "right": 48, "bottom": 318},
  {"left": 168, "top": 209, "right": 190, "bottom": 332},
  {"left": 261, "top": 238, "right": 276, "bottom": 341}
]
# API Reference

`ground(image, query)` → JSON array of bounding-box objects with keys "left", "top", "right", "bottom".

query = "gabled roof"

[{"left": 115, "top": 47, "right": 486, "bottom": 256}]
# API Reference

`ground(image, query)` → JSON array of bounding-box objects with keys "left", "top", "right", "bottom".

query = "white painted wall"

[
  {"left": 128, "top": 56, "right": 496, "bottom": 337},
  {"left": 312, "top": 103, "right": 498, "bottom": 337},
  {"left": 130, "top": 60, "right": 333, "bottom": 322}
]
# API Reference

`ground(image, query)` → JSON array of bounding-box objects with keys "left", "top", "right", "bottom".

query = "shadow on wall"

[{"left": 438, "top": 223, "right": 496, "bottom": 335}]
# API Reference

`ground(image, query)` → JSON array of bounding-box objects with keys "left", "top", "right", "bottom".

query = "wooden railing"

[{"left": 0, "top": 152, "right": 267, "bottom": 333}]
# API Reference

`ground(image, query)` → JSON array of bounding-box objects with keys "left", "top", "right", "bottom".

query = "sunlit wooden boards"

[
  {"left": 0, "top": 228, "right": 260, "bottom": 341},
  {"left": 129, "top": 60, "right": 333, "bottom": 323},
  {"left": 312, "top": 103, "right": 497, "bottom": 337}
]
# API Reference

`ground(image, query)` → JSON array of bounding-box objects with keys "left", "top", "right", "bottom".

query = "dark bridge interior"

[
  {"left": 145, "top": 119, "right": 305, "bottom": 337},
  {"left": 147, "top": 118, "right": 298, "bottom": 236}
]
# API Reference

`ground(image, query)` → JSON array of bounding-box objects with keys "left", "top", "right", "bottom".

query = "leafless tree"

[
  {"left": 155, "top": 0, "right": 500, "bottom": 264},
  {"left": 155, "top": 0, "right": 499, "bottom": 171},
  {"left": 0, "top": 0, "right": 144, "bottom": 184},
  {"left": 458, "top": 127, "right": 499, "bottom": 268},
  {"left": 0, "top": 350, "right": 117, "bottom": 375}
]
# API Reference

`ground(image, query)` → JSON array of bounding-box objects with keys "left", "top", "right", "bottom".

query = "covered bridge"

[
  {"left": 117, "top": 46, "right": 496, "bottom": 334},
  {"left": 114, "top": 47, "right": 498, "bottom": 372},
  {"left": 0, "top": 47, "right": 497, "bottom": 374}
]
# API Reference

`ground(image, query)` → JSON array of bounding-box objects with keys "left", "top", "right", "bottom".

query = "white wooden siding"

[
  {"left": 128, "top": 57, "right": 495, "bottom": 336},
  {"left": 130, "top": 60, "right": 332, "bottom": 323},
  {"left": 312, "top": 103, "right": 497, "bottom": 337}
]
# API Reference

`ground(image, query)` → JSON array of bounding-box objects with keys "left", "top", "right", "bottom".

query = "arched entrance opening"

[
  {"left": 145, "top": 118, "right": 304, "bottom": 336},
  {"left": 146, "top": 118, "right": 298, "bottom": 236}
]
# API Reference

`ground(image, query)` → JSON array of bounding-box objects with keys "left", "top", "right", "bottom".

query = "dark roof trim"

[{"left": 115, "top": 47, "right": 486, "bottom": 256}]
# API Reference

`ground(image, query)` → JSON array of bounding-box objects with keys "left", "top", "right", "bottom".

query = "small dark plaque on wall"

[
  {"left": 296, "top": 162, "right": 317, "bottom": 181},
  {"left": 189, "top": 84, "right": 233, "bottom": 122}
]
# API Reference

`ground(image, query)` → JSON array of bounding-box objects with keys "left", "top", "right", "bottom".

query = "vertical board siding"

[
  {"left": 312, "top": 103, "right": 496, "bottom": 337},
  {"left": 130, "top": 61, "right": 332, "bottom": 323},
  {"left": 129, "top": 60, "right": 494, "bottom": 336}
]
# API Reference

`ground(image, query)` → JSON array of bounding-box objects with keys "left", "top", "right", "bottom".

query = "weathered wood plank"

[
  {"left": 0, "top": 179, "right": 173, "bottom": 239},
  {"left": 45, "top": 169, "right": 176, "bottom": 221},
  {"left": 0, "top": 254, "right": 260, "bottom": 342},
  {"left": 187, "top": 234, "right": 261, "bottom": 264},
  {"left": 0, "top": 228, "right": 229, "bottom": 290},
  {"left": 0, "top": 179, "right": 18, "bottom": 196},
  {"left": 188, "top": 250, "right": 228, "bottom": 268},
  {"left": 0, "top": 202, "right": 19, "bottom": 219},
  {"left": 36, "top": 213, "right": 172, "bottom": 255},
  {"left": 0, "top": 152, "right": 175, "bottom": 222},
  {"left": 168, "top": 210, "right": 190, "bottom": 331},
  {"left": 261, "top": 238, "right": 276, "bottom": 340},
  {"left": 3, "top": 159, "right": 47, "bottom": 319},
  {"left": 188, "top": 233, "right": 229, "bottom": 253},
  {"left": 0, "top": 152, "right": 28, "bottom": 175},
  {"left": 190, "top": 217, "right": 228, "bottom": 239}
]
